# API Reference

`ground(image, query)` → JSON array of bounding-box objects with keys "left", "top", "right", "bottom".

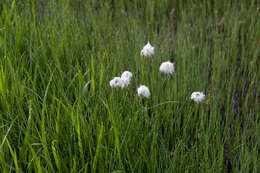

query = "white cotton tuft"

[
  {"left": 140, "top": 42, "right": 154, "bottom": 57},
  {"left": 109, "top": 77, "right": 124, "bottom": 88},
  {"left": 121, "top": 78, "right": 130, "bottom": 88},
  {"left": 110, "top": 71, "right": 133, "bottom": 89},
  {"left": 137, "top": 85, "right": 150, "bottom": 98},
  {"left": 190, "top": 91, "right": 205, "bottom": 103},
  {"left": 159, "top": 61, "right": 174, "bottom": 74},
  {"left": 121, "top": 71, "right": 133, "bottom": 88},
  {"left": 121, "top": 71, "right": 133, "bottom": 80}
]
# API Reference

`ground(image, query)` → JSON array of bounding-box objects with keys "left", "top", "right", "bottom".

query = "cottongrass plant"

[
  {"left": 137, "top": 85, "right": 152, "bottom": 119},
  {"left": 159, "top": 61, "right": 174, "bottom": 75},
  {"left": 109, "top": 77, "right": 124, "bottom": 88},
  {"left": 137, "top": 85, "right": 150, "bottom": 99},
  {"left": 109, "top": 71, "right": 133, "bottom": 89},
  {"left": 140, "top": 42, "right": 154, "bottom": 57},
  {"left": 190, "top": 91, "right": 205, "bottom": 103},
  {"left": 159, "top": 61, "right": 175, "bottom": 100},
  {"left": 121, "top": 71, "right": 133, "bottom": 88}
]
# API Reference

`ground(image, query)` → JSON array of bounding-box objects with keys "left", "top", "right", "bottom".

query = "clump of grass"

[{"left": 0, "top": 0, "right": 259, "bottom": 172}]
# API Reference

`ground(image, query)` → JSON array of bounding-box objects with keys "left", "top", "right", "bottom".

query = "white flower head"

[
  {"left": 137, "top": 85, "right": 150, "bottom": 98},
  {"left": 121, "top": 78, "right": 130, "bottom": 88},
  {"left": 109, "top": 77, "right": 124, "bottom": 88},
  {"left": 190, "top": 91, "right": 205, "bottom": 103},
  {"left": 110, "top": 71, "right": 133, "bottom": 89},
  {"left": 141, "top": 42, "right": 154, "bottom": 57},
  {"left": 121, "top": 71, "right": 133, "bottom": 80},
  {"left": 159, "top": 61, "right": 174, "bottom": 74},
  {"left": 121, "top": 71, "right": 133, "bottom": 88}
]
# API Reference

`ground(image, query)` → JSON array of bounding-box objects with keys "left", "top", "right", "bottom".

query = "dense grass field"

[{"left": 0, "top": 0, "right": 259, "bottom": 172}]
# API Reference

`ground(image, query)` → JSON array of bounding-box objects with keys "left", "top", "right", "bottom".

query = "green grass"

[{"left": 0, "top": 0, "right": 259, "bottom": 172}]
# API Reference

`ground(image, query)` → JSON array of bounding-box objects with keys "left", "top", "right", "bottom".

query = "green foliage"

[{"left": 0, "top": 0, "right": 259, "bottom": 172}]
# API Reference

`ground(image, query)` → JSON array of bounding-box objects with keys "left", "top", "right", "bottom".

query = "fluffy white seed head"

[
  {"left": 121, "top": 71, "right": 133, "bottom": 88},
  {"left": 121, "top": 78, "right": 130, "bottom": 88},
  {"left": 110, "top": 71, "right": 133, "bottom": 89},
  {"left": 190, "top": 91, "right": 205, "bottom": 103},
  {"left": 159, "top": 61, "right": 174, "bottom": 74},
  {"left": 137, "top": 85, "right": 150, "bottom": 98},
  {"left": 109, "top": 77, "right": 124, "bottom": 88},
  {"left": 121, "top": 71, "right": 133, "bottom": 80},
  {"left": 140, "top": 42, "right": 154, "bottom": 57}
]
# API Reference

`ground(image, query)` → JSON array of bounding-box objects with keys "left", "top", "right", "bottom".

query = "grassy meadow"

[{"left": 0, "top": 0, "right": 259, "bottom": 172}]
